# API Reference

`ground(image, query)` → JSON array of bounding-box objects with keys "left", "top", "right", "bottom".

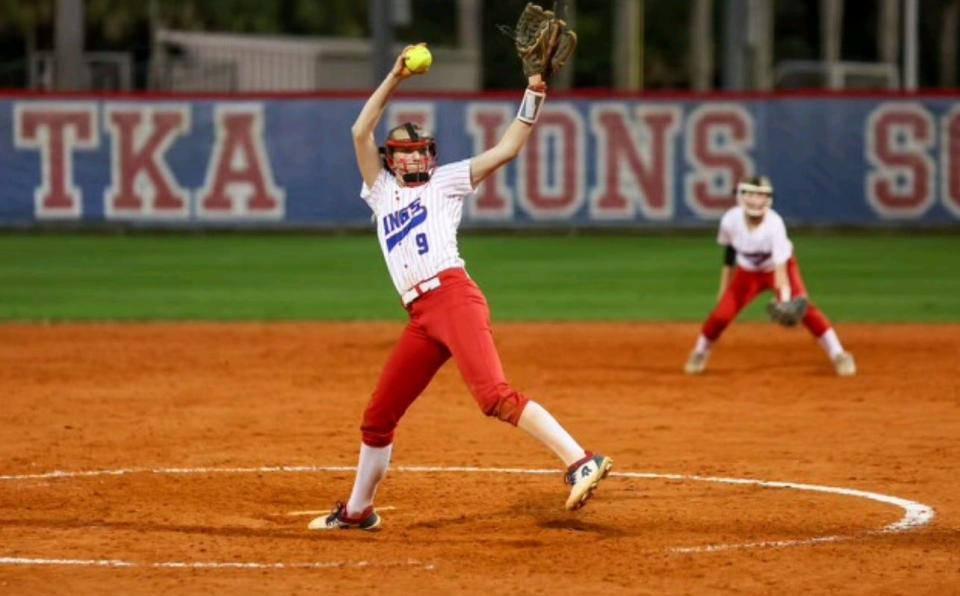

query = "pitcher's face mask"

[{"left": 384, "top": 123, "right": 437, "bottom": 187}]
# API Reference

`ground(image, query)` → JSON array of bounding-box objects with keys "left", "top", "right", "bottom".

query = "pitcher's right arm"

[{"left": 352, "top": 47, "right": 420, "bottom": 187}]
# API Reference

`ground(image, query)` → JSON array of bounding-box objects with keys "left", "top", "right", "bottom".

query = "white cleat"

[
  {"left": 684, "top": 351, "right": 709, "bottom": 375},
  {"left": 833, "top": 351, "right": 857, "bottom": 377},
  {"left": 564, "top": 453, "right": 613, "bottom": 511}
]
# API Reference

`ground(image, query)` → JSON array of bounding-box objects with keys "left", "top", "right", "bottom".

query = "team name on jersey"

[
  {"left": 383, "top": 198, "right": 427, "bottom": 251},
  {"left": 740, "top": 250, "right": 772, "bottom": 266}
]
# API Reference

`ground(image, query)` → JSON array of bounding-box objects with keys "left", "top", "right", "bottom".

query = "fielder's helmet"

[{"left": 736, "top": 175, "right": 774, "bottom": 217}]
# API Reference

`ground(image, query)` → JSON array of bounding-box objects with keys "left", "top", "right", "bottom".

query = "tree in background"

[
  {"left": 0, "top": 0, "right": 957, "bottom": 91},
  {"left": 0, "top": 0, "right": 54, "bottom": 86}
]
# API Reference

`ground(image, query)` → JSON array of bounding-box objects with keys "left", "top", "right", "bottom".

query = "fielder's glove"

[
  {"left": 766, "top": 297, "right": 808, "bottom": 327},
  {"left": 499, "top": 2, "right": 577, "bottom": 79}
]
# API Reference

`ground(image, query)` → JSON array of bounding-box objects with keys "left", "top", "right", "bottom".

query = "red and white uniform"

[
  {"left": 358, "top": 160, "right": 529, "bottom": 448},
  {"left": 362, "top": 160, "right": 470, "bottom": 296},
  {"left": 702, "top": 206, "right": 831, "bottom": 340},
  {"left": 718, "top": 206, "right": 792, "bottom": 272}
]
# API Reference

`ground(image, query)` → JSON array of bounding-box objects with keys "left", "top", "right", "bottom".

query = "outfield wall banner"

[{"left": 2, "top": 94, "right": 959, "bottom": 227}]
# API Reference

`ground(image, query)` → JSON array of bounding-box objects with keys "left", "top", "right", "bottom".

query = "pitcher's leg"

[
  {"left": 417, "top": 280, "right": 614, "bottom": 510},
  {"left": 342, "top": 442, "right": 392, "bottom": 526},
  {"left": 434, "top": 293, "right": 529, "bottom": 425},
  {"left": 361, "top": 322, "right": 450, "bottom": 447},
  {"left": 347, "top": 322, "right": 449, "bottom": 517},
  {"left": 517, "top": 401, "right": 586, "bottom": 466},
  {"left": 434, "top": 292, "right": 611, "bottom": 510},
  {"left": 423, "top": 287, "right": 569, "bottom": 448}
]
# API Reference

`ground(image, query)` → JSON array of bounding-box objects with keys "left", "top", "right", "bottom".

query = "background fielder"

[
  {"left": 311, "top": 10, "right": 611, "bottom": 532},
  {"left": 685, "top": 176, "right": 857, "bottom": 377}
]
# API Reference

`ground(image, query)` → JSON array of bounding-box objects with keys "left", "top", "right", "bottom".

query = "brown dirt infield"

[{"left": 1, "top": 322, "right": 958, "bottom": 595}]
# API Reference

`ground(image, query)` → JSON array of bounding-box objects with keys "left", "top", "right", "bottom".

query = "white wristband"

[
  {"left": 778, "top": 286, "right": 791, "bottom": 302},
  {"left": 516, "top": 87, "right": 546, "bottom": 124}
]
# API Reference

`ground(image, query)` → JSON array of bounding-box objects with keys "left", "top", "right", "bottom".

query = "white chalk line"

[
  {"left": 0, "top": 556, "right": 434, "bottom": 570},
  {"left": 0, "top": 465, "right": 935, "bottom": 565}
]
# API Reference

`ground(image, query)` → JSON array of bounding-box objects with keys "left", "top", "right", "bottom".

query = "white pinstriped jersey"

[
  {"left": 361, "top": 159, "right": 473, "bottom": 295},
  {"left": 717, "top": 206, "right": 793, "bottom": 272}
]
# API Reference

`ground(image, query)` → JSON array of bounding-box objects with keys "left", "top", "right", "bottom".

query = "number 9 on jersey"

[{"left": 416, "top": 233, "right": 429, "bottom": 255}]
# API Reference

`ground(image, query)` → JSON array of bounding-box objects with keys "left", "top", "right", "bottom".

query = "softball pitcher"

[
  {"left": 684, "top": 176, "right": 857, "bottom": 377},
  {"left": 311, "top": 7, "right": 611, "bottom": 532}
]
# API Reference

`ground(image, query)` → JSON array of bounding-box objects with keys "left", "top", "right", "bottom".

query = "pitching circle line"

[{"left": 0, "top": 464, "right": 935, "bottom": 567}]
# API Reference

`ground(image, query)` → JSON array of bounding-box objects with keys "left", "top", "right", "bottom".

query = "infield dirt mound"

[{"left": 1, "top": 322, "right": 958, "bottom": 594}]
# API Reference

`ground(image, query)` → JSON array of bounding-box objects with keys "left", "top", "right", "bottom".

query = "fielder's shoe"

[
  {"left": 684, "top": 350, "right": 709, "bottom": 375},
  {"left": 564, "top": 452, "right": 613, "bottom": 511},
  {"left": 833, "top": 351, "right": 857, "bottom": 377},
  {"left": 307, "top": 502, "right": 381, "bottom": 531}
]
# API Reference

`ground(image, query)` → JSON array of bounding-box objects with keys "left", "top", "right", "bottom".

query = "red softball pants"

[
  {"left": 701, "top": 257, "right": 831, "bottom": 341},
  {"left": 360, "top": 268, "right": 529, "bottom": 448}
]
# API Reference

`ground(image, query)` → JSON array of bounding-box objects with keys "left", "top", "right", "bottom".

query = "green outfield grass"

[{"left": 0, "top": 232, "right": 956, "bottom": 322}]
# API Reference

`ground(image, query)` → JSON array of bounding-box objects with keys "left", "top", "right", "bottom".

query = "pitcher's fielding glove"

[
  {"left": 767, "top": 297, "right": 809, "bottom": 327},
  {"left": 499, "top": 2, "right": 578, "bottom": 79}
]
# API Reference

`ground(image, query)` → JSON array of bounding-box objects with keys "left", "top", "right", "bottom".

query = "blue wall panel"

[{"left": 2, "top": 94, "right": 958, "bottom": 227}]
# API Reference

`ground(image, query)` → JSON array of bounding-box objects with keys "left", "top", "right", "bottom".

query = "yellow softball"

[{"left": 404, "top": 45, "right": 433, "bottom": 74}]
